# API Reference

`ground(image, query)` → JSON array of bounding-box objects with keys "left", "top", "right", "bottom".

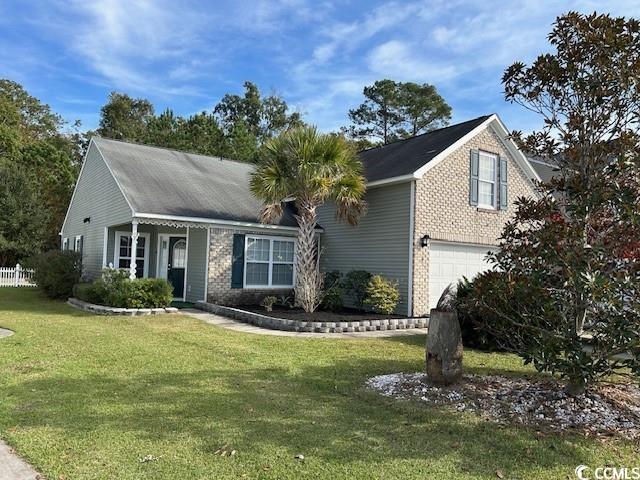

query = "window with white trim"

[
  {"left": 74, "top": 235, "right": 83, "bottom": 254},
  {"left": 478, "top": 151, "right": 497, "bottom": 208},
  {"left": 62, "top": 238, "right": 69, "bottom": 251},
  {"left": 115, "top": 232, "right": 149, "bottom": 278},
  {"left": 244, "top": 236, "right": 295, "bottom": 287}
]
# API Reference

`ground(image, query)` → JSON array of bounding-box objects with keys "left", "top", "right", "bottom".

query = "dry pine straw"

[{"left": 367, "top": 372, "right": 640, "bottom": 439}]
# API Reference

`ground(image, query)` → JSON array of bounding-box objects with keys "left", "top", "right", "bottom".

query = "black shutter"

[
  {"left": 469, "top": 150, "right": 479, "bottom": 206},
  {"left": 231, "top": 234, "right": 245, "bottom": 289},
  {"left": 499, "top": 157, "right": 508, "bottom": 210}
]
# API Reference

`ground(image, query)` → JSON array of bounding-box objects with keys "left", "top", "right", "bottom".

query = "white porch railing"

[{"left": 0, "top": 264, "right": 36, "bottom": 287}]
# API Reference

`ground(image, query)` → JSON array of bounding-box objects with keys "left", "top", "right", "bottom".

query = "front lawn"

[{"left": 0, "top": 288, "right": 636, "bottom": 479}]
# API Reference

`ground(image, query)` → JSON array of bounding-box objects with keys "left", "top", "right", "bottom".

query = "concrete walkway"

[
  {"left": 182, "top": 309, "right": 428, "bottom": 338},
  {"left": 0, "top": 440, "right": 41, "bottom": 480}
]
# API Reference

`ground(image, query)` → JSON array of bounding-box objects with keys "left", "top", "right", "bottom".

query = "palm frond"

[{"left": 260, "top": 202, "right": 284, "bottom": 224}]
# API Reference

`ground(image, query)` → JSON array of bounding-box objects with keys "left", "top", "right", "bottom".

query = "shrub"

[
  {"left": 90, "top": 268, "right": 129, "bottom": 306},
  {"left": 363, "top": 275, "right": 400, "bottom": 314},
  {"left": 344, "top": 270, "right": 372, "bottom": 309},
  {"left": 261, "top": 295, "right": 277, "bottom": 312},
  {"left": 74, "top": 269, "right": 173, "bottom": 309},
  {"left": 125, "top": 278, "right": 173, "bottom": 308},
  {"left": 321, "top": 270, "right": 344, "bottom": 312},
  {"left": 456, "top": 275, "right": 507, "bottom": 351},
  {"left": 276, "top": 295, "right": 293, "bottom": 308},
  {"left": 72, "top": 282, "right": 102, "bottom": 304},
  {"left": 26, "top": 250, "right": 82, "bottom": 299}
]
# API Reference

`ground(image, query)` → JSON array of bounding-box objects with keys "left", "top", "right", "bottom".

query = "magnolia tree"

[
  {"left": 473, "top": 12, "right": 640, "bottom": 395},
  {"left": 250, "top": 127, "right": 366, "bottom": 312}
]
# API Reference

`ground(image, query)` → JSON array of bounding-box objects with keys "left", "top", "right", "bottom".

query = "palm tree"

[{"left": 250, "top": 127, "right": 367, "bottom": 312}]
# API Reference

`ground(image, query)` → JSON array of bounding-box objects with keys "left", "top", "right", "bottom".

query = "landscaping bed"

[
  {"left": 195, "top": 301, "right": 428, "bottom": 333},
  {"left": 244, "top": 305, "right": 399, "bottom": 322},
  {"left": 68, "top": 297, "right": 178, "bottom": 316},
  {"left": 367, "top": 372, "right": 640, "bottom": 439}
]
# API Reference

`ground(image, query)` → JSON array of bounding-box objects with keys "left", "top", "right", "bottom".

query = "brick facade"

[
  {"left": 206, "top": 227, "right": 295, "bottom": 305},
  {"left": 411, "top": 126, "right": 538, "bottom": 316}
]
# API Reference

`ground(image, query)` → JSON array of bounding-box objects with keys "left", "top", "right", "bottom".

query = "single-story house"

[{"left": 61, "top": 113, "right": 545, "bottom": 315}]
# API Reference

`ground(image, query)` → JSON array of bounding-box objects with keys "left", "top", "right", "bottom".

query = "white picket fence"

[{"left": 0, "top": 264, "right": 36, "bottom": 287}]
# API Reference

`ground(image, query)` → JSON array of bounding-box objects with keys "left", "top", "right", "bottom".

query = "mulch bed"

[
  {"left": 244, "top": 305, "right": 402, "bottom": 322},
  {"left": 367, "top": 372, "right": 640, "bottom": 439}
]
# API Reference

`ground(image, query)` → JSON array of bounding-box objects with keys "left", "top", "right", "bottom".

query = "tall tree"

[
  {"left": 472, "top": 12, "right": 640, "bottom": 395},
  {"left": 346, "top": 79, "right": 403, "bottom": 145},
  {"left": 98, "top": 92, "right": 155, "bottom": 141},
  {"left": 398, "top": 82, "right": 452, "bottom": 137},
  {"left": 345, "top": 79, "right": 451, "bottom": 146},
  {"left": 0, "top": 164, "right": 50, "bottom": 266},
  {"left": 214, "top": 81, "right": 303, "bottom": 142},
  {"left": 0, "top": 80, "right": 80, "bottom": 259},
  {"left": 251, "top": 127, "right": 367, "bottom": 312},
  {"left": 0, "top": 79, "right": 62, "bottom": 141},
  {"left": 226, "top": 120, "right": 258, "bottom": 162}
]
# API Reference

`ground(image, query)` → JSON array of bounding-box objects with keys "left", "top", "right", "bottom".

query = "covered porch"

[{"left": 101, "top": 219, "right": 209, "bottom": 302}]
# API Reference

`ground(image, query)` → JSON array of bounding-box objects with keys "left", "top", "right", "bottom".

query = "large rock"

[{"left": 425, "top": 309, "right": 463, "bottom": 385}]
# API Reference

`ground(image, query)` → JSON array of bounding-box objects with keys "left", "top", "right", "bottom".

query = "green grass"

[{"left": 0, "top": 288, "right": 636, "bottom": 479}]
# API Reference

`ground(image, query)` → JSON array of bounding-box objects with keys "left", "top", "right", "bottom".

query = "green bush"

[
  {"left": 72, "top": 282, "right": 102, "bottom": 304},
  {"left": 125, "top": 278, "right": 174, "bottom": 308},
  {"left": 455, "top": 275, "right": 505, "bottom": 351},
  {"left": 26, "top": 250, "right": 82, "bottom": 299},
  {"left": 321, "top": 270, "right": 344, "bottom": 312},
  {"left": 74, "top": 269, "right": 173, "bottom": 309},
  {"left": 363, "top": 275, "right": 400, "bottom": 314},
  {"left": 344, "top": 270, "right": 372, "bottom": 309}
]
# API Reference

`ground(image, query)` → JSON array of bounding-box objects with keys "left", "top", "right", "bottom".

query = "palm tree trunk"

[{"left": 294, "top": 200, "right": 323, "bottom": 312}]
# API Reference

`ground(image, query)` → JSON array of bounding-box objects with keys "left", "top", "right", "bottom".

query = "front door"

[{"left": 166, "top": 237, "right": 186, "bottom": 299}]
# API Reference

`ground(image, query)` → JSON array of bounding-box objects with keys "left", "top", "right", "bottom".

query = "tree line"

[{"left": 0, "top": 77, "right": 451, "bottom": 265}]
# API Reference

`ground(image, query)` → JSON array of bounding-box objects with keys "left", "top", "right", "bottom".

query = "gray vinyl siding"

[
  {"left": 185, "top": 227, "right": 208, "bottom": 302},
  {"left": 317, "top": 182, "right": 412, "bottom": 315},
  {"left": 61, "top": 142, "right": 132, "bottom": 279}
]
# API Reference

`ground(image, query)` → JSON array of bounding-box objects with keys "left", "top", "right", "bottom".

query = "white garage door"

[{"left": 428, "top": 241, "right": 497, "bottom": 310}]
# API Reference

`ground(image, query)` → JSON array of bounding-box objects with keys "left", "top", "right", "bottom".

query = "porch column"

[{"left": 129, "top": 220, "right": 138, "bottom": 280}]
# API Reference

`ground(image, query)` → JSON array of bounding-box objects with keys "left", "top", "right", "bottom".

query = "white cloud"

[
  {"left": 367, "top": 39, "right": 460, "bottom": 83},
  {"left": 310, "top": 1, "right": 423, "bottom": 65}
]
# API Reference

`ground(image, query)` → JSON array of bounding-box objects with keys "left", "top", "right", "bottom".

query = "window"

[
  {"left": 115, "top": 232, "right": 150, "bottom": 278},
  {"left": 478, "top": 151, "right": 497, "bottom": 208},
  {"left": 172, "top": 239, "right": 187, "bottom": 268},
  {"left": 74, "top": 235, "right": 83, "bottom": 255},
  {"left": 62, "top": 238, "right": 69, "bottom": 251},
  {"left": 244, "top": 236, "right": 295, "bottom": 287}
]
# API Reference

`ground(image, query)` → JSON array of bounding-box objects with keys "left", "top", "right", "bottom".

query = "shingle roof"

[
  {"left": 527, "top": 156, "right": 559, "bottom": 184},
  {"left": 359, "top": 115, "right": 492, "bottom": 182},
  {"left": 93, "top": 137, "right": 299, "bottom": 227}
]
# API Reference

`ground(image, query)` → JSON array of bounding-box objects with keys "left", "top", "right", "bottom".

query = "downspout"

[{"left": 407, "top": 180, "right": 416, "bottom": 317}]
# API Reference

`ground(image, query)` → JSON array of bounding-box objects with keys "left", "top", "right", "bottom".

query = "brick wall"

[
  {"left": 411, "top": 126, "right": 538, "bottom": 315},
  {"left": 206, "top": 227, "right": 295, "bottom": 305}
]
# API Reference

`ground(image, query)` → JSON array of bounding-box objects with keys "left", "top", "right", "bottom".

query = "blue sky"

[{"left": 2, "top": 0, "right": 639, "bottom": 134}]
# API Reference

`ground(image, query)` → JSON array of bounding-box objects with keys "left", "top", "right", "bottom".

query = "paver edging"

[
  {"left": 195, "top": 301, "right": 429, "bottom": 333},
  {"left": 67, "top": 298, "right": 179, "bottom": 316}
]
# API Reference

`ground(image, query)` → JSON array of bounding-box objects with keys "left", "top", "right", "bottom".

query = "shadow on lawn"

[
  {"left": 4, "top": 357, "right": 593, "bottom": 477},
  {"left": 0, "top": 288, "right": 86, "bottom": 317}
]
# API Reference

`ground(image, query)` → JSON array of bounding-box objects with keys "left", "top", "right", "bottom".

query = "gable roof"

[
  {"left": 92, "top": 137, "right": 300, "bottom": 228},
  {"left": 359, "top": 115, "right": 492, "bottom": 183},
  {"left": 359, "top": 114, "right": 541, "bottom": 186}
]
